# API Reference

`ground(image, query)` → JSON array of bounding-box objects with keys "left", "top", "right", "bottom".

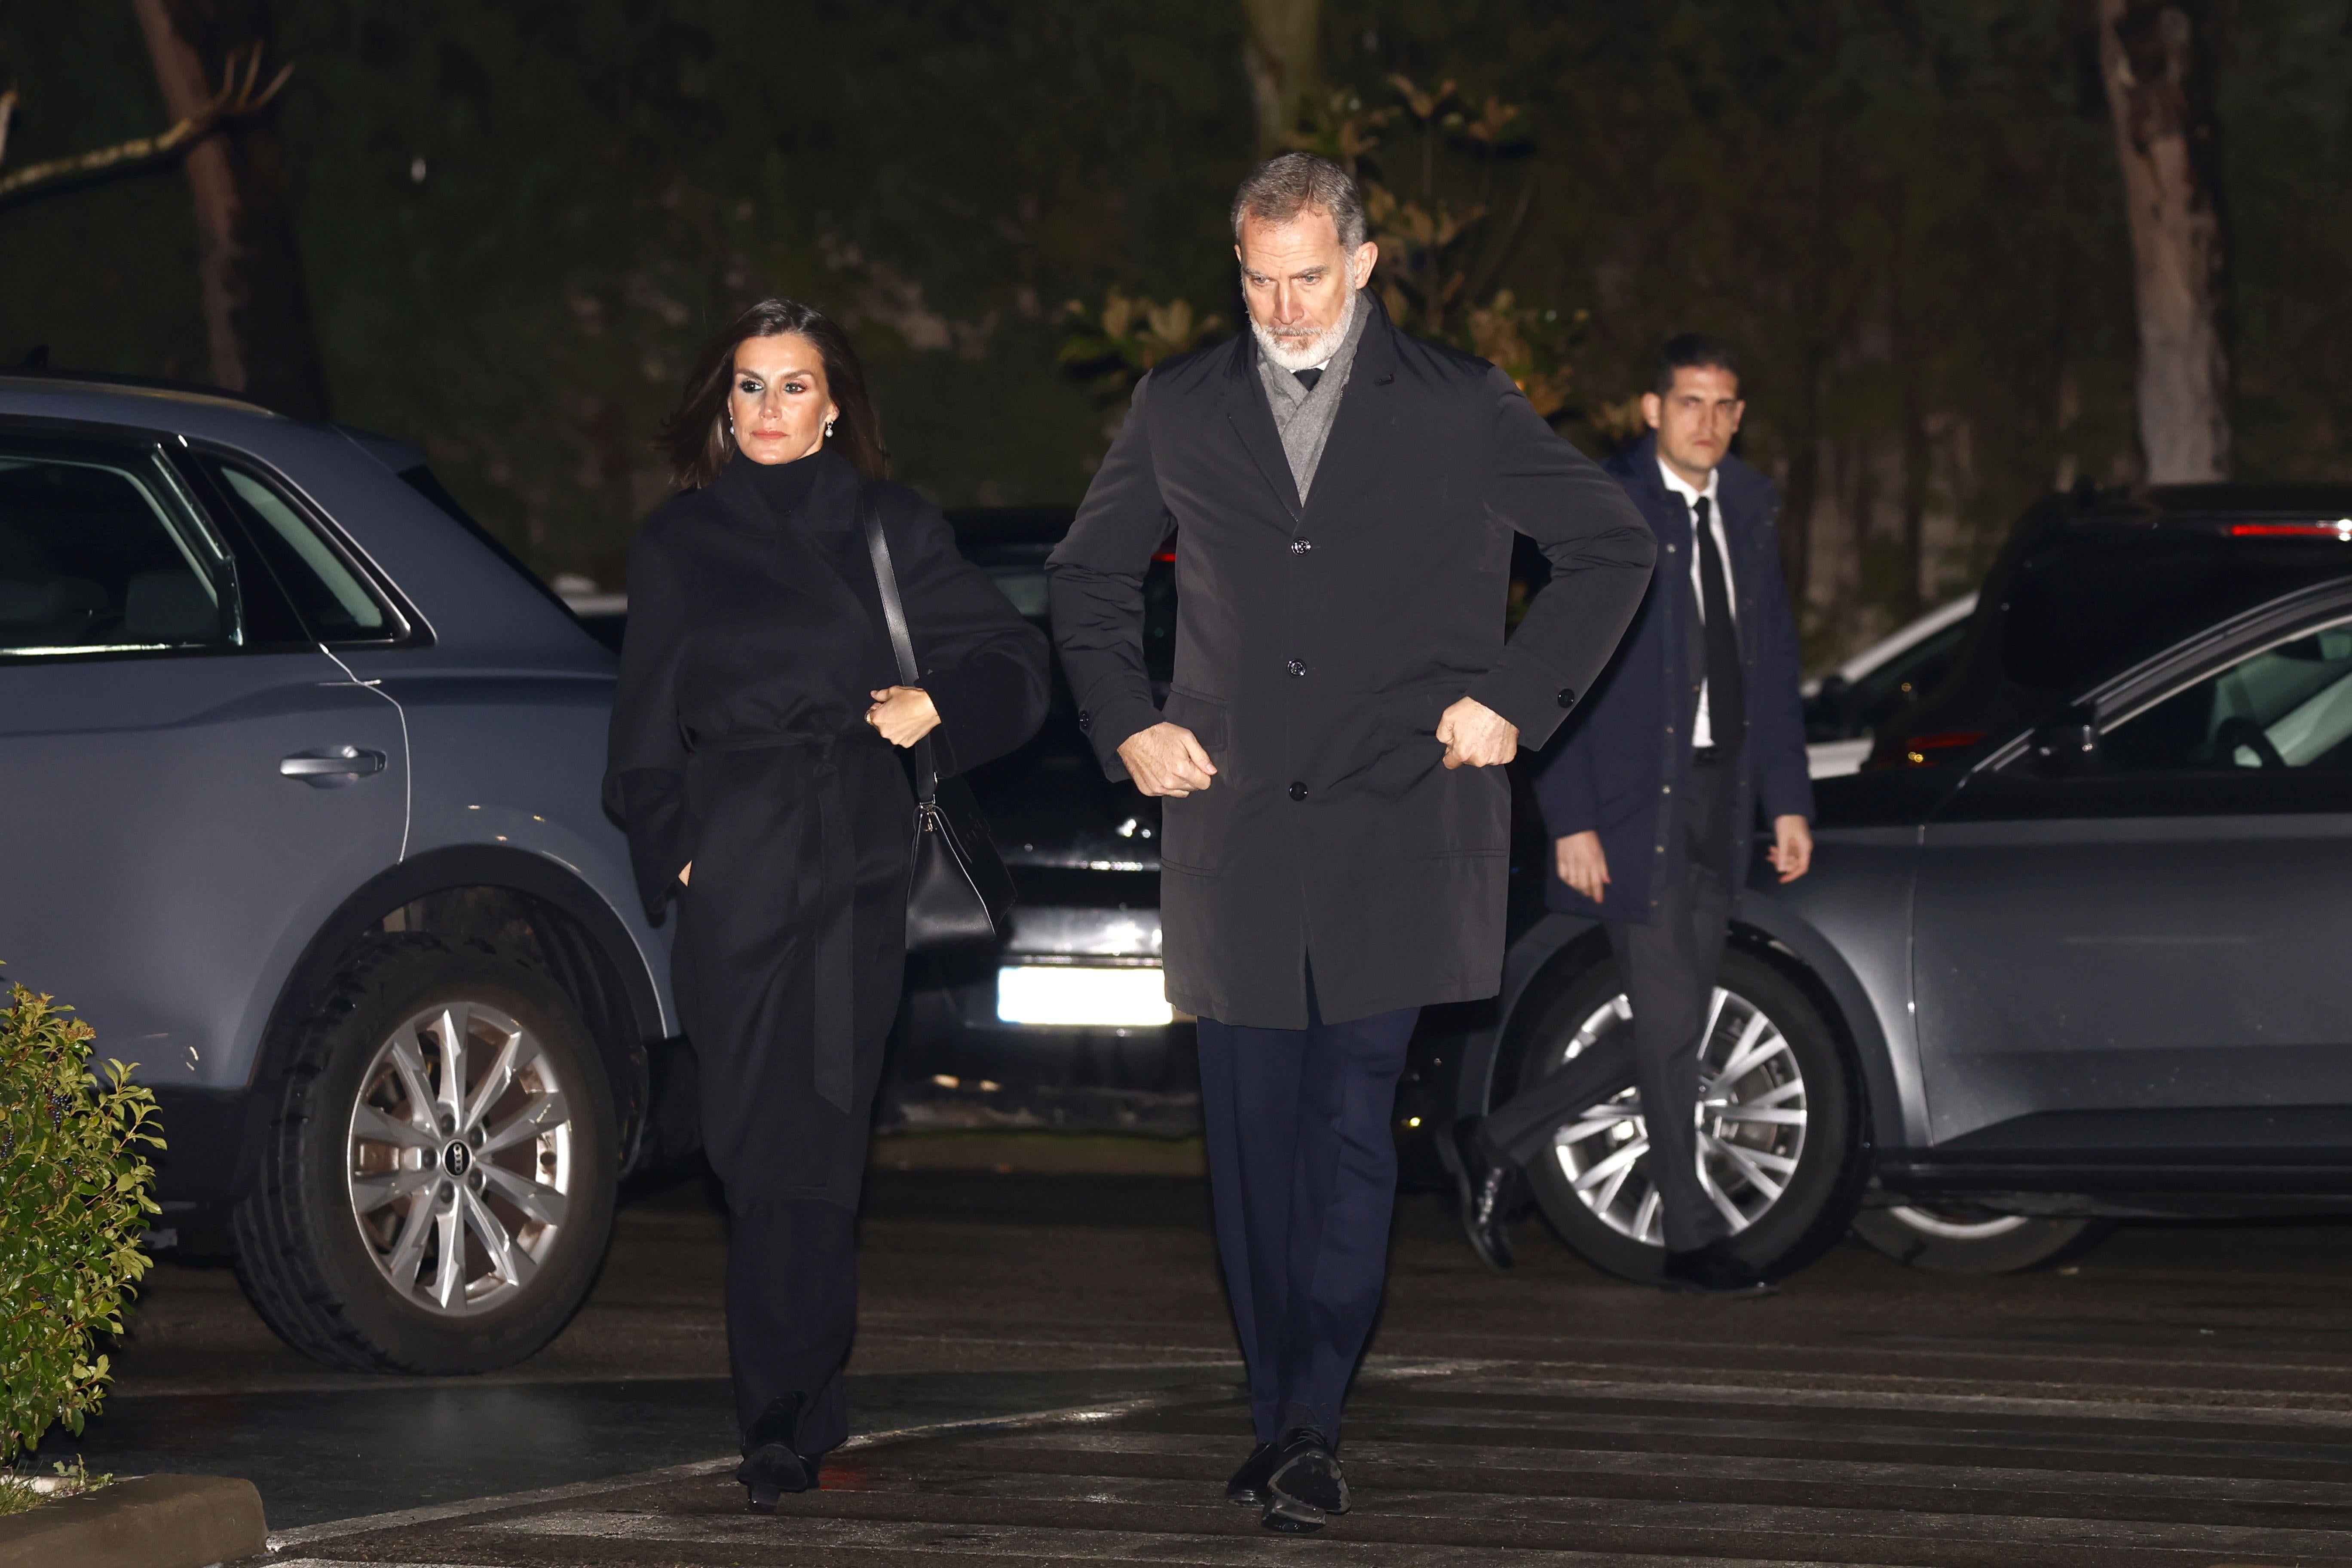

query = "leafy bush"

[{"left": 0, "top": 982, "right": 162, "bottom": 1467}]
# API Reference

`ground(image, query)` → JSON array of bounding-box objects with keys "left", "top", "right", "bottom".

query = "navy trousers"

[
  {"left": 1195, "top": 984, "right": 1420, "bottom": 1447},
  {"left": 1482, "top": 750, "right": 1736, "bottom": 1252}
]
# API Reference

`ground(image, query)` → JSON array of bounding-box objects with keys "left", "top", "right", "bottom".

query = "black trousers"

[
  {"left": 726, "top": 1197, "right": 857, "bottom": 1453},
  {"left": 1195, "top": 980, "right": 1420, "bottom": 1447},
  {"left": 1482, "top": 753, "right": 1736, "bottom": 1254}
]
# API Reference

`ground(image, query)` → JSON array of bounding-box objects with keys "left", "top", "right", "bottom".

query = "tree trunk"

[
  {"left": 131, "top": 0, "right": 330, "bottom": 419},
  {"left": 2098, "top": 0, "right": 2228, "bottom": 483},
  {"left": 1240, "top": 0, "right": 1321, "bottom": 157}
]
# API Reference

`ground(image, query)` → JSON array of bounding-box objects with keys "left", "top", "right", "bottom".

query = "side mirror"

[{"left": 2028, "top": 706, "right": 2101, "bottom": 778}]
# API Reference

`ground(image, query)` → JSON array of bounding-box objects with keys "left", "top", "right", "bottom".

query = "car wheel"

[
  {"left": 1515, "top": 948, "right": 1864, "bottom": 1284},
  {"left": 231, "top": 932, "right": 617, "bottom": 1373},
  {"left": 1850, "top": 1204, "right": 2113, "bottom": 1274}
]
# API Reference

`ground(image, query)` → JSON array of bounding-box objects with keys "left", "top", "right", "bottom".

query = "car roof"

[
  {"left": 1831, "top": 592, "right": 1980, "bottom": 687},
  {"left": 2067, "top": 483, "right": 2352, "bottom": 522},
  {"left": 0, "top": 368, "right": 280, "bottom": 417}
]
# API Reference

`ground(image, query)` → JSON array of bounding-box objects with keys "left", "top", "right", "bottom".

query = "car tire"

[
  {"left": 231, "top": 932, "right": 617, "bottom": 1373},
  {"left": 1515, "top": 948, "right": 1865, "bottom": 1285},
  {"left": 1850, "top": 1205, "right": 2113, "bottom": 1274}
]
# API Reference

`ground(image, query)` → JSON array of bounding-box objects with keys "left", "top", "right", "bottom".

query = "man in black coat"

[
  {"left": 1046, "top": 153, "right": 1655, "bottom": 1533},
  {"left": 1452, "top": 335, "right": 1815, "bottom": 1294}
]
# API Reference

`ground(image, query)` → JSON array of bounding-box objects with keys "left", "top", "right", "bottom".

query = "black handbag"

[{"left": 861, "top": 487, "right": 1017, "bottom": 951}]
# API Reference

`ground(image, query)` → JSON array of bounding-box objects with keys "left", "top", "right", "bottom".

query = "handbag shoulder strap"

[{"left": 859, "top": 481, "right": 939, "bottom": 802}]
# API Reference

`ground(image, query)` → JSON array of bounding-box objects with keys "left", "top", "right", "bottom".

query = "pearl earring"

[{"left": 824, "top": 420, "right": 835, "bottom": 439}]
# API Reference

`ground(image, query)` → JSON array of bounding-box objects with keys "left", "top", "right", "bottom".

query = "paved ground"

[{"left": 51, "top": 1135, "right": 2352, "bottom": 1563}]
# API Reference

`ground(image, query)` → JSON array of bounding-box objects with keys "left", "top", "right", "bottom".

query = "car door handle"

[{"left": 280, "top": 746, "right": 388, "bottom": 787}]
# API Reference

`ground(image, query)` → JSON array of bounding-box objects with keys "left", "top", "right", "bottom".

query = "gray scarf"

[{"left": 1254, "top": 289, "right": 1370, "bottom": 502}]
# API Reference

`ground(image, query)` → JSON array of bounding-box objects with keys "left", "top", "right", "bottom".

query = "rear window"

[{"left": 1999, "top": 526, "right": 2352, "bottom": 691}]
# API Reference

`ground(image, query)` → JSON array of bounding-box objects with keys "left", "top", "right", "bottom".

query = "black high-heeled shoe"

[{"left": 738, "top": 1395, "right": 820, "bottom": 1513}]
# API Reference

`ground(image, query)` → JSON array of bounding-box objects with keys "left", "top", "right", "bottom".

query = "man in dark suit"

[
  {"left": 1047, "top": 153, "right": 1654, "bottom": 1533},
  {"left": 1450, "top": 335, "right": 1815, "bottom": 1295}
]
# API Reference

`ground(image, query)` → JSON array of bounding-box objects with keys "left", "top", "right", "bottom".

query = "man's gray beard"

[{"left": 1251, "top": 287, "right": 1357, "bottom": 374}]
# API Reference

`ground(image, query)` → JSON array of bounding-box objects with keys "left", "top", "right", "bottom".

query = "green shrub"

[{"left": 0, "top": 982, "right": 162, "bottom": 1467}]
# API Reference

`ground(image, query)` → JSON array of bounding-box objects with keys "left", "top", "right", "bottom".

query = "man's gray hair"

[{"left": 1230, "top": 152, "right": 1367, "bottom": 251}]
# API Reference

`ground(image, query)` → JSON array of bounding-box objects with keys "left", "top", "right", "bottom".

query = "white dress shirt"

[{"left": 1658, "top": 457, "right": 1735, "bottom": 750}]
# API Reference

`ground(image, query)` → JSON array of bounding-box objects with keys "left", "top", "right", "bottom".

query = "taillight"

[
  {"left": 1878, "top": 730, "right": 1987, "bottom": 769},
  {"left": 2230, "top": 521, "right": 2352, "bottom": 540}
]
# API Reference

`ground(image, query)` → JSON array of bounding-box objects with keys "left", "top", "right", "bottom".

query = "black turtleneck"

[{"left": 735, "top": 446, "right": 827, "bottom": 521}]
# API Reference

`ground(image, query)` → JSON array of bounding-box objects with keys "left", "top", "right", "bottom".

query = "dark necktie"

[
  {"left": 1293, "top": 366, "right": 1323, "bottom": 392},
  {"left": 1694, "top": 496, "right": 1745, "bottom": 750}
]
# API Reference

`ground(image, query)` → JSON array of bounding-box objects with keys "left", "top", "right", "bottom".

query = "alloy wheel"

[
  {"left": 344, "top": 999, "right": 576, "bottom": 1315},
  {"left": 1544, "top": 986, "right": 1809, "bottom": 1246}
]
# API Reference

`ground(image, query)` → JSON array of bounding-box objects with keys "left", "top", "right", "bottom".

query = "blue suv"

[{"left": 0, "top": 373, "right": 674, "bottom": 1374}]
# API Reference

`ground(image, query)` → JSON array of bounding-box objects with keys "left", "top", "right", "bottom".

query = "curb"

[{"left": 0, "top": 1473, "right": 266, "bottom": 1568}]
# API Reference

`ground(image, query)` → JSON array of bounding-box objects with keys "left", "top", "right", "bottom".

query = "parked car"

[
  {"left": 1436, "top": 484, "right": 2352, "bottom": 1278},
  {"left": 1801, "top": 593, "right": 1978, "bottom": 779},
  {"left": 0, "top": 372, "right": 674, "bottom": 1372}
]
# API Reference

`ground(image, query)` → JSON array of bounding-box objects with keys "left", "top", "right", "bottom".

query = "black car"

[
  {"left": 888, "top": 511, "right": 1195, "bottom": 1132},
  {"left": 1448, "top": 484, "right": 2352, "bottom": 1279}
]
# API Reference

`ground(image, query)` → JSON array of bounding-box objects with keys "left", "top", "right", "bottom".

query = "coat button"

[
  {"left": 1289, "top": 781, "right": 1308, "bottom": 801},
  {"left": 1078, "top": 709, "right": 1092, "bottom": 732},
  {"left": 1291, "top": 538, "right": 1312, "bottom": 554},
  {"left": 1556, "top": 687, "right": 1576, "bottom": 708},
  {"left": 1286, "top": 659, "right": 1306, "bottom": 677}
]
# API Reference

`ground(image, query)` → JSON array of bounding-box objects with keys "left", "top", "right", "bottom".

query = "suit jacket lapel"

[
  {"left": 1301, "top": 297, "right": 1399, "bottom": 524},
  {"left": 1222, "top": 335, "right": 1303, "bottom": 522},
  {"left": 1620, "top": 440, "right": 1704, "bottom": 722}
]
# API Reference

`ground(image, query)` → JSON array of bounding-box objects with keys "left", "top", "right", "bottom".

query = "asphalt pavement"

[{"left": 47, "top": 1136, "right": 2352, "bottom": 1564}]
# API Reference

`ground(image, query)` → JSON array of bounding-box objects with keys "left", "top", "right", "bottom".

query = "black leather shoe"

[
  {"left": 1224, "top": 1441, "right": 1280, "bottom": 1506},
  {"left": 1262, "top": 1428, "right": 1348, "bottom": 1533},
  {"left": 738, "top": 1395, "right": 818, "bottom": 1512},
  {"left": 1662, "top": 1238, "right": 1779, "bottom": 1296},
  {"left": 1446, "top": 1120, "right": 1522, "bottom": 1273}
]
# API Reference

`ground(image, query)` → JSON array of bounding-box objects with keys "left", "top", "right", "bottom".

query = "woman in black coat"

[{"left": 605, "top": 298, "right": 1048, "bottom": 1509}]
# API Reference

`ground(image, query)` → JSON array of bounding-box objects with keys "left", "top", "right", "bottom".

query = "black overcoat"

[
  {"left": 1045, "top": 297, "right": 1657, "bottom": 1029},
  {"left": 1530, "top": 434, "right": 1815, "bottom": 923},
  {"left": 605, "top": 451, "right": 1049, "bottom": 1209}
]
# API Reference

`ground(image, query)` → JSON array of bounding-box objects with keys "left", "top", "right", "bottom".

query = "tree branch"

[{"left": 0, "top": 45, "right": 291, "bottom": 208}]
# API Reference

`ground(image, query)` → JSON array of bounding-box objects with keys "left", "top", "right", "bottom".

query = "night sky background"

[{"left": 7, "top": 3, "right": 2350, "bottom": 662}]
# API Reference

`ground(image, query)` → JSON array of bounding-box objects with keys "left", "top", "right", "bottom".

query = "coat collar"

[
  {"left": 1219, "top": 291, "right": 1400, "bottom": 523},
  {"left": 707, "top": 447, "right": 876, "bottom": 622},
  {"left": 1610, "top": 432, "right": 1773, "bottom": 545}
]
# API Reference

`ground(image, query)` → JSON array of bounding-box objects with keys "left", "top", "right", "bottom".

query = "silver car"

[{"left": 0, "top": 373, "right": 674, "bottom": 1373}]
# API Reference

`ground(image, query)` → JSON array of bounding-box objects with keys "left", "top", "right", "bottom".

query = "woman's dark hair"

[{"left": 661, "top": 298, "right": 888, "bottom": 489}]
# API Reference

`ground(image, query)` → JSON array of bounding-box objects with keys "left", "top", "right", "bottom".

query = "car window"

[
  {"left": 987, "top": 566, "right": 1049, "bottom": 619},
  {"left": 1856, "top": 622, "right": 1968, "bottom": 731},
  {"left": 2104, "top": 617, "right": 2352, "bottom": 773},
  {"left": 0, "top": 447, "right": 230, "bottom": 655},
  {"left": 196, "top": 457, "right": 389, "bottom": 640}
]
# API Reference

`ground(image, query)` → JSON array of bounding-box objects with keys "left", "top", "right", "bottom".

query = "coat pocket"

[
  {"left": 1161, "top": 685, "right": 1228, "bottom": 758},
  {"left": 1157, "top": 686, "right": 1229, "bottom": 876}
]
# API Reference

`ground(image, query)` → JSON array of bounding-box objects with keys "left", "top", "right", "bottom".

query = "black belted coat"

[
  {"left": 1046, "top": 298, "right": 1657, "bottom": 1028},
  {"left": 605, "top": 450, "right": 1048, "bottom": 1210}
]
